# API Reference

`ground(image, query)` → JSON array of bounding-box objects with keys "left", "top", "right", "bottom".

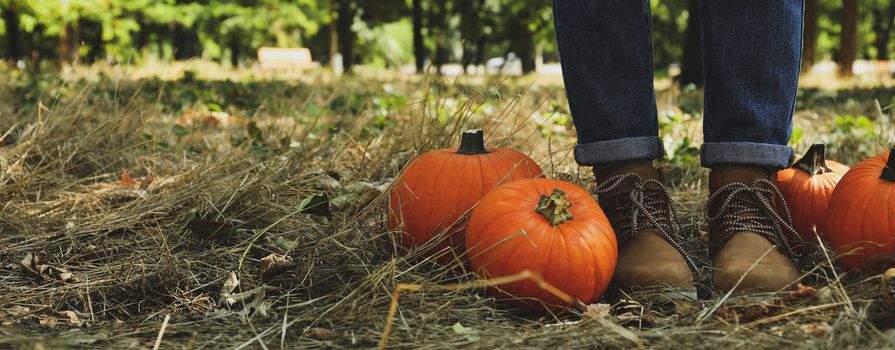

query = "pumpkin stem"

[
  {"left": 536, "top": 189, "right": 574, "bottom": 226},
  {"left": 882, "top": 146, "right": 895, "bottom": 181},
  {"left": 793, "top": 143, "right": 832, "bottom": 175},
  {"left": 456, "top": 129, "right": 489, "bottom": 155}
]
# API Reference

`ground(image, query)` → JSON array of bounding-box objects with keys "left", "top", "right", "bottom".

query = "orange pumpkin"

[
  {"left": 465, "top": 179, "right": 617, "bottom": 311},
  {"left": 776, "top": 143, "right": 849, "bottom": 241},
  {"left": 388, "top": 129, "right": 543, "bottom": 262},
  {"left": 825, "top": 146, "right": 895, "bottom": 270}
]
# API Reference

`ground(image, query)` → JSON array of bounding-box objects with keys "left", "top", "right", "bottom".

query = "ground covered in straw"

[{"left": 1, "top": 66, "right": 895, "bottom": 349}]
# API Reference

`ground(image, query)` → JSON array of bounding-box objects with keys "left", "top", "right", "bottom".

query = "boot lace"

[
  {"left": 704, "top": 178, "right": 804, "bottom": 259},
  {"left": 594, "top": 173, "right": 699, "bottom": 274}
]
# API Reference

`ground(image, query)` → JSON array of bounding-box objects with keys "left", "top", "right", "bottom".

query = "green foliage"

[
  {"left": 823, "top": 115, "right": 880, "bottom": 162},
  {"left": 0, "top": 0, "right": 892, "bottom": 74}
]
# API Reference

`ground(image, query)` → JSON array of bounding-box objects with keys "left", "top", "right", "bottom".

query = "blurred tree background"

[{"left": 0, "top": 0, "right": 893, "bottom": 79}]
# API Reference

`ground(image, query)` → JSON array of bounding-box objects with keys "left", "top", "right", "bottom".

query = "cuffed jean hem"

[
  {"left": 574, "top": 136, "right": 664, "bottom": 166},
  {"left": 700, "top": 142, "right": 794, "bottom": 169}
]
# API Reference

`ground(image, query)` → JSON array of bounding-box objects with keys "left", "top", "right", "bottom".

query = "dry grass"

[{"left": 1, "top": 65, "right": 895, "bottom": 349}]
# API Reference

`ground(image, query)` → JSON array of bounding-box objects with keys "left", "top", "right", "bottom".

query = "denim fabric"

[{"left": 553, "top": 0, "right": 802, "bottom": 169}]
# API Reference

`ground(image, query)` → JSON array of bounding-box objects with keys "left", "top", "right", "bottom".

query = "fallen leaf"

[
  {"left": 296, "top": 193, "right": 331, "bottom": 217},
  {"left": 20, "top": 253, "right": 79, "bottom": 283},
  {"left": 219, "top": 272, "right": 240, "bottom": 306},
  {"left": 583, "top": 303, "right": 611, "bottom": 319},
  {"left": 307, "top": 327, "right": 334, "bottom": 340},
  {"left": 0, "top": 133, "right": 15, "bottom": 147},
  {"left": 800, "top": 322, "right": 832, "bottom": 337},
  {"left": 38, "top": 315, "right": 57, "bottom": 326},
  {"left": 451, "top": 322, "right": 480, "bottom": 342},
  {"left": 140, "top": 174, "right": 155, "bottom": 189},
  {"left": 780, "top": 283, "right": 817, "bottom": 304},
  {"left": 4, "top": 305, "right": 30, "bottom": 317},
  {"left": 451, "top": 322, "right": 476, "bottom": 335},
  {"left": 119, "top": 170, "right": 136, "bottom": 186},
  {"left": 817, "top": 286, "right": 836, "bottom": 304},
  {"left": 770, "top": 325, "right": 785, "bottom": 337},
  {"left": 259, "top": 254, "right": 297, "bottom": 281},
  {"left": 881, "top": 268, "right": 895, "bottom": 307},
  {"left": 58, "top": 311, "right": 81, "bottom": 326},
  {"left": 311, "top": 172, "right": 341, "bottom": 191}
]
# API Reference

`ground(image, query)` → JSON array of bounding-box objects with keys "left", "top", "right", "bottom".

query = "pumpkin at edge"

[
  {"left": 388, "top": 129, "right": 543, "bottom": 263},
  {"left": 775, "top": 143, "right": 850, "bottom": 242},
  {"left": 465, "top": 178, "right": 617, "bottom": 312},
  {"left": 825, "top": 146, "right": 895, "bottom": 270}
]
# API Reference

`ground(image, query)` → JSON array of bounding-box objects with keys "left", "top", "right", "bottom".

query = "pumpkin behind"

[
  {"left": 776, "top": 143, "right": 849, "bottom": 242},
  {"left": 388, "top": 130, "right": 543, "bottom": 263}
]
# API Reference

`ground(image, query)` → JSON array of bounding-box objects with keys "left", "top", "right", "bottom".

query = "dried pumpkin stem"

[
  {"left": 882, "top": 146, "right": 895, "bottom": 181},
  {"left": 456, "top": 129, "right": 489, "bottom": 155},
  {"left": 793, "top": 143, "right": 832, "bottom": 175},
  {"left": 536, "top": 189, "right": 574, "bottom": 226}
]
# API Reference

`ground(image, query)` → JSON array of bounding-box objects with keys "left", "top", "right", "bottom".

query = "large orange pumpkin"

[
  {"left": 776, "top": 143, "right": 849, "bottom": 242},
  {"left": 465, "top": 179, "right": 617, "bottom": 311},
  {"left": 825, "top": 146, "right": 895, "bottom": 270},
  {"left": 388, "top": 129, "right": 543, "bottom": 262}
]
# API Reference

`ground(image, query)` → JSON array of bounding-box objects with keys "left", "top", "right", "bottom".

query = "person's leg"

[
  {"left": 699, "top": 0, "right": 804, "bottom": 294},
  {"left": 554, "top": 0, "right": 695, "bottom": 297},
  {"left": 553, "top": 0, "right": 661, "bottom": 166},
  {"left": 699, "top": 0, "right": 801, "bottom": 168}
]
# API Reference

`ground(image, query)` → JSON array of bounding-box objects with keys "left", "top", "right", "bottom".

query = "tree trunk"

[
  {"left": 802, "top": 0, "right": 819, "bottom": 72},
  {"left": 3, "top": 2, "right": 21, "bottom": 61},
  {"left": 678, "top": 0, "right": 704, "bottom": 86},
  {"left": 229, "top": 37, "right": 240, "bottom": 67},
  {"left": 839, "top": 0, "right": 858, "bottom": 76},
  {"left": 872, "top": 1, "right": 895, "bottom": 60},
  {"left": 58, "top": 22, "right": 80, "bottom": 65},
  {"left": 458, "top": 0, "right": 479, "bottom": 73},
  {"left": 337, "top": 0, "right": 355, "bottom": 72},
  {"left": 135, "top": 14, "right": 149, "bottom": 55},
  {"left": 173, "top": 24, "right": 202, "bottom": 60},
  {"left": 429, "top": 0, "right": 447, "bottom": 74},
  {"left": 412, "top": 0, "right": 425, "bottom": 73},
  {"left": 328, "top": 0, "right": 337, "bottom": 67},
  {"left": 515, "top": 8, "right": 536, "bottom": 74}
]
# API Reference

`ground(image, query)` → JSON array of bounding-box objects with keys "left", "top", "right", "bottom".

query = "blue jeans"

[{"left": 553, "top": 0, "right": 802, "bottom": 168}]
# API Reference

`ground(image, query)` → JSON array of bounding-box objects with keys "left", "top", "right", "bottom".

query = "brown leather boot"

[
  {"left": 594, "top": 160, "right": 696, "bottom": 297},
  {"left": 706, "top": 166, "right": 802, "bottom": 294}
]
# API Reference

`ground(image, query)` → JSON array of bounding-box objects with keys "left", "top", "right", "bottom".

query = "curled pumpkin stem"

[
  {"left": 882, "top": 146, "right": 895, "bottom": 181},
  {"left": 793, "top": 143, "right": 832, "bottom": 175},
  {"left": 536, "top": 189, "right": 574, "bottom": 226}
]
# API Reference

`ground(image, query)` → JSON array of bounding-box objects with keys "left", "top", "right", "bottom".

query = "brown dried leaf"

[
  {"left": 673, "top": 300, "right": 700, "bottom": 316},
  {"left": 38, "top": 315, "right": 57, "bottom": 326},
  {"left": 219, "top": 272, "right": 240, "bottom": 306},
  {"left": 780, "top": 283, "right": 817, "bottom": 304},
  {"left": 800, "top": 322, "right": 832, "bottom": 337},
  {"left": 119, "top": 170, "right": 136, "bottom": 186},
  {"left": 260, "top": 254, "right": 297, "bottom": 281},
  {"left": 881, "top": 268, "right": 895, "bottom": 307},
  {"left": 58, "top": 311, "right": 81, "bottom": 326},
  {"left": 20, "top": 253, "right": 79, "bottom": 283},
  {"left": 307, "top": 327, "right": 335, "bottom": 340}
]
